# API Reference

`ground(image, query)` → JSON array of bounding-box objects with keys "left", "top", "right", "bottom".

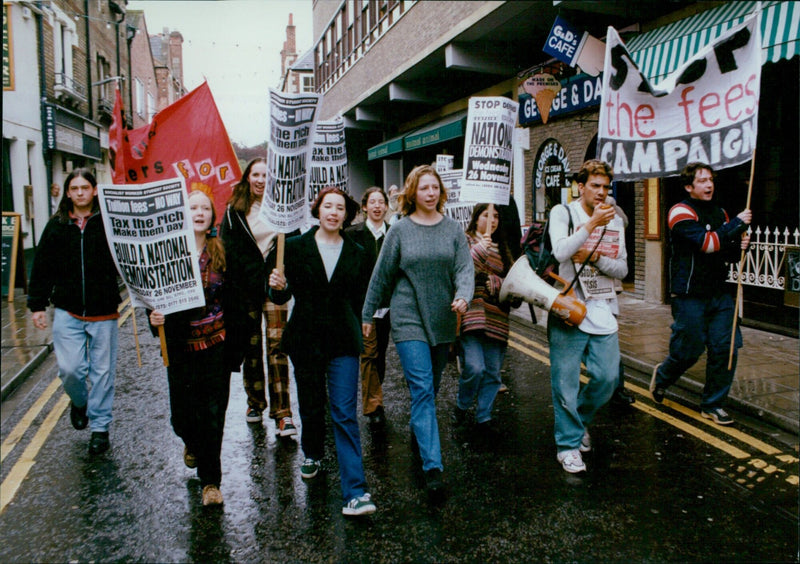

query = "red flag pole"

[{"left": 728, "top": 149, "right": 756, "bottom": 370}]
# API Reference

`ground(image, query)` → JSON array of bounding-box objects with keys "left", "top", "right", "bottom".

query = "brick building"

[
  {"left": 279, "top": 13, "right": 314, "bottom": 94},
  {"left": 2, "top": 0, "right": 185, "bottom": 260},
  {"left": 310, "top": 0, "right": 799, "bottom": 332}
]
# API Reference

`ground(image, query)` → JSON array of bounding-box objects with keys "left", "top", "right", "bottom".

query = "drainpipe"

[
  {"left": 84, "top": 0, "right": 92, "bottom": 118},
  {"left": 36, "top": 1, "right": 53, "bottom": 220}
]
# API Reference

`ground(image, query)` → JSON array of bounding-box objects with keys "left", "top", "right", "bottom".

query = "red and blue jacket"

[{"left": 667, "top": 198, "right": 748, "bottom": 296}]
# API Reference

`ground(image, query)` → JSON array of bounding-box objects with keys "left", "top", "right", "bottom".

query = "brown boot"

[
  {"left": 202, "top": 485, "right": 223, "bottom": 506},
  {"left": 183, "top": 447, "right": 197, "bottom": 469}
]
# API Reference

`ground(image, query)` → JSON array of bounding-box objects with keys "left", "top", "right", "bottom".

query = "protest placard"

[
  {"left": 461, "top": 96, "right": 518, "bottom": 205},
  {"left": 259, "top": 89, "right": 322, "bottom": 233},
  {"left": 598, "top": 15, "right": 760, "bottom": 181},
  {"left": 97, "top": 178, "right": 205, "bottom": 315},
  {"left": 441, "top": 169, "right": 474, "bottom": 231},
  {"left": 309, "top": 118, "right": 348, "bottom": 204}
]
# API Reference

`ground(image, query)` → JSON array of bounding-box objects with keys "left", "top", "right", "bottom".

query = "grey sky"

[{"left": 128, "top": 0, "right": 314, "bottom": 147}]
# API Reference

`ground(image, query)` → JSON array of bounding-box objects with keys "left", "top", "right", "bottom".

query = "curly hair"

[{"left": 574, "top": 159, "right": 614, "bottom": 185}]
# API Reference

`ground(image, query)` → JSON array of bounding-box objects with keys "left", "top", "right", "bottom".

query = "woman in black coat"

[
  {"left": 220, "top": 157, "right": 298, "bottom": 436},
  {"left": 345, "top": 187, "right": 392, "bottom": 428},
  {"left": 268, "top": 186, "right": 376, "bottom": 517}
]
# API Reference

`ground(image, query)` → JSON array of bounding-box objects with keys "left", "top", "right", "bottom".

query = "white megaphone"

[{"left": 500, "top": 257, "right": 587, "bottom": 326}]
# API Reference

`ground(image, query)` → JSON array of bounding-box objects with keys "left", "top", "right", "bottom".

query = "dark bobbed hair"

[
  {"left": 574, "top": 159, "right": 614, "bottom": 185},
  {"left": 57, "top": 168, "right": 98, "bottom": 219},
  {"left": 465, "top": 203, "right": 515, "bottom": 271},
  {"left": 310, "top": 186, "right": 360, "bottom": 229},
  {"left": 228, "top": 157, "right": 266, "bottom": 213},
  {"left": 680, "top": 162, "right": 715, "bottom": 187},
  {"left": 399, "top": 165, "right": 447, "bottom": 215},
  {"left": 361, "top": 186, "right": 388, "bottom": 209}
]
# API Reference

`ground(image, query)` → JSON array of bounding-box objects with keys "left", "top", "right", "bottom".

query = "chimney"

[{"left": 281, "top": 13, "right": 297, "bottom": 77}]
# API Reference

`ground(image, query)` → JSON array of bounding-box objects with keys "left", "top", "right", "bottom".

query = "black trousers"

[{"left": 166, "top": 343, "right": 230, "bottom": 487}]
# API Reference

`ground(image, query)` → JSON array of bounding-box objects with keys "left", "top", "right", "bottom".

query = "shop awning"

[
  {"left": 367, "top": 134, "right": 404, "bottom": 161},
  {"left": 403, "top": 111, "right": 468, "bottom": 151},
  {"left": 628, "top": 0, "right": 799, "bottom": 83}
]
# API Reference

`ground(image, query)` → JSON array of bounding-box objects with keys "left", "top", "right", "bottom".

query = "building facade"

[
  {"left": 3, "top": 0, "right": 185, "bottom": 261},
  {"left": 310, "top": 0, "right": 799, "bottom": 332}
]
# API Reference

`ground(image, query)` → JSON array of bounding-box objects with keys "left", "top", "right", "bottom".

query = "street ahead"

[{"left": 1, "top": 309, "right": 797, "bottom": 562}]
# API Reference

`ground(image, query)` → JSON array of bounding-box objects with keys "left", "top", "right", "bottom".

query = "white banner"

[
  {"left": 461, "top": 96, "right": 518, "bottom": 205},
  {"left": 309, "top": 118, "right": 348, "bottom": 204},
  {"left": 97, "top": 178, "right": 205, "bottom": 314},
  {"left": 441, "top": 169, "right": 474, "bottom": 231},
  {"left": 598, "top": 16, "right": 761, "bottom": 181},
  {"left": 258, "top": 89, "right": 322, "bottom": 232}
]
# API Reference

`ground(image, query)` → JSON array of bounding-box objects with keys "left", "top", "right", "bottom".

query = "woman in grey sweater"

[{"left": 362, "top": 164, "right": 474, "bottom": 499}]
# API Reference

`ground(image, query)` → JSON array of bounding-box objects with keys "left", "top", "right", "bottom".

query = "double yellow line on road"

[
  {"left": 508, "top": 331, "right": 798, "bottom": 485},
  {"left": 0, "top": 299, "right": 134, "bottom": 514}
]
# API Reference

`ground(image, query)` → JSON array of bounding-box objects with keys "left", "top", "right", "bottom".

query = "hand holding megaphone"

[{"left": 499, "top": 257, "right": 587, "bottom": 326}]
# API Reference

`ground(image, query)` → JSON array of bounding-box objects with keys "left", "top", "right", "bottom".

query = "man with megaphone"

[{"left": 546, "top": 160, "right": 628, "bottom": 474}]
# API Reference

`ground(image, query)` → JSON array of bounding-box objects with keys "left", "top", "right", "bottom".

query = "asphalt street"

[{"left": 0, "top": 310, "right": 797, "bottom": 563}]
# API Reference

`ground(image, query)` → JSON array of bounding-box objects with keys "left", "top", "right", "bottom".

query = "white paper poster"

[{"left": 98, "top": 178, "right": 205, "bottom": 314}]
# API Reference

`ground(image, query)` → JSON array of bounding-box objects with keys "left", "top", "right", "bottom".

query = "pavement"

[{"left": 2, "top": 291, "right": 798, "bottom": 434}]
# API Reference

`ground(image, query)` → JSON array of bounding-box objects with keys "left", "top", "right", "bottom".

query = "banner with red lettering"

[
  {"left": 109, "top": 82, "right": 240, "bottom": 221},
  {"left": 597, "top": 15, "right": 760, "bottom": 181}
]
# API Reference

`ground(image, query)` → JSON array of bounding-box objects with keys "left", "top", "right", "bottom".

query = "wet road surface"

[{"left": 1, "top": 311, "right": 797, "bottom": 562}]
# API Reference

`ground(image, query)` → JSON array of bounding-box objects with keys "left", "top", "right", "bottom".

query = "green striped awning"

[
  {"left": 628, "top": 1, "right": 799, "bottom": 83},
  {"left": 368, "top": 134, "right": 404, "bottom": 161}
]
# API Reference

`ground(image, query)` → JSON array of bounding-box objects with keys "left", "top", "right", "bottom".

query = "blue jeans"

[
  {"left": 655, "top": 294, "right": 742, "bottom": 410},
  {"left": 292, "top": 354, "right": 368, "bottom": 504},
  {"left": 457, "top": 332, "right": 507, "bottom": 424},
  {"left": 52, "top": 308, "right": 118, "bottom": 432},
  {"left": 547, "top": 319, "right": 618, "bottom": 452},
  {"left": 395, "top": 340, "right": 450, "bottom": 472}
]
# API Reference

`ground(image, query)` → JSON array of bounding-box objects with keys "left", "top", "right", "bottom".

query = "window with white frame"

[
  {"left": 50, "top": 4, "right": 77, "bottom": 88},
  {"left": 302, "top": 75, "right": 314, "bottom": 92},
  {"left": 135, "top": 78, "right": 145, "bottom": 117},
  {"left": 147, "top": 92, "right": 156, "bottom": 121}
]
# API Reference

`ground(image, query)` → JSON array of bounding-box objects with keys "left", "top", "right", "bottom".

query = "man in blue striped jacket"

[{"left": 650, "top": 162, "right": 751, "bottom": 425}]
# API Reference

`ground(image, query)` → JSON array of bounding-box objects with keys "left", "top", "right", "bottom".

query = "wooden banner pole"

[
  {"left": 728, "top": 149, "right": 756, "bottom": 370},
  {"left": 158, "top": 325, "right": 169, "bottom": 367}
]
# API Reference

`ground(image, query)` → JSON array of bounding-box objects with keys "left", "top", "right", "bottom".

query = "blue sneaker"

[
  {"left": 300, "top": 458, "right": 321, "bottom": 479},
  {"left": 342, "top": 493, "right": 376, "bottom": 516},
  {"left": 701, "top": 407, "right": 733, "bottom": 425}
]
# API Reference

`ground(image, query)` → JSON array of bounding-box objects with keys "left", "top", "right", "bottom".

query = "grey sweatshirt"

[{"left": 362, "top": 215, "right": 474, "bottom": 346}]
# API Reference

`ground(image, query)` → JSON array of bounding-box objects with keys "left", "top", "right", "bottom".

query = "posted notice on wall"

[
  {"left": 441, "top": 169, "right": 474, "bottom": 231},
  {"left": 259, "top": 89, "right": 322, "bottom": 232},
  {"left": 461, "top": 96, "right": 518, "bottom": 205},
  {"left": 597, "top": 16, "right": 760, "bottom": 181},
  {"left": 309, "top": 117, "right": 348, "bottom": 204},
  {"left": 98, "top": 178, "right": 205, "bottom": 314}
]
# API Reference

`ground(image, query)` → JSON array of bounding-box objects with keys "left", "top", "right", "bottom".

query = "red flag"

[{"left": 109, "top": 82, "right": 241, "bottom": 220}]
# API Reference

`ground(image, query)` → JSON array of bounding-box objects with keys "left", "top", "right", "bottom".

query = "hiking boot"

[
  {"left": 245, "top": 407, "right": 263, "bottom": 423},
  {"left": 88, "top": 431, "right": 110, "bottom": 455},
  {"left": 557, "top": 449, "right": 586, "bottom": 473},
  {"left": 277, "top": 417, "right": 298, "bottom": 437},
  {"left": 701, "top": 407, "right": 733, "bottom": 425},
  {"left": 342, "top": 493, "right": 377, "bottom": 516},
  {"left": 183, "top": 446, "right": 197, "bottom": 469},
  {"left": 300, "top": 458, "right": 321, "bottom": 479},
  {"left": 611, "top": 387, "right": 636, "bottom": 406},
  {"left": 579, "top": 430, "right": 592, "bottom": 453},
  {"left": 202, "top": 485, "right": 223, "bottom": 506},
  {"left": 451, "top": 406, "right": 469, "bottom": 427},
  {"left": 425, "top": 468, "right": 445, "bottom": 499},
  {"left": 70, "top": 402, "right": 88, "bottom": 430}
]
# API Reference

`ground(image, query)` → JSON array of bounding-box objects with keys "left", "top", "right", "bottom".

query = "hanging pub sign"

[{"left": 519, "top": 73, "right": 603, "bottom": 126}]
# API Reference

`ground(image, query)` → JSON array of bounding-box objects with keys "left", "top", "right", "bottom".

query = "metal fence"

[{"left": 728, "top": 225, "right": 800, "bottom": 290}]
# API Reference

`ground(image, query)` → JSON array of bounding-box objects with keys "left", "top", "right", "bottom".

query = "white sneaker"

[
  {"left": 557, "top": 449, "right": 586, "bottom": 473},
  {"left": 649, "top": 362, "right": 662, "bottom": 392},
  {"left": 579, "top": 430, "right": 591, "bottom": 453},
  {"left": 342, "top": 493, "right": 377, "bottom": 516}
]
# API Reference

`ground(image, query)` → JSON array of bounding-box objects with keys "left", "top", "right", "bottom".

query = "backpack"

[{"left": 520, "top": 205, "right": 573, "bottom": 286}]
